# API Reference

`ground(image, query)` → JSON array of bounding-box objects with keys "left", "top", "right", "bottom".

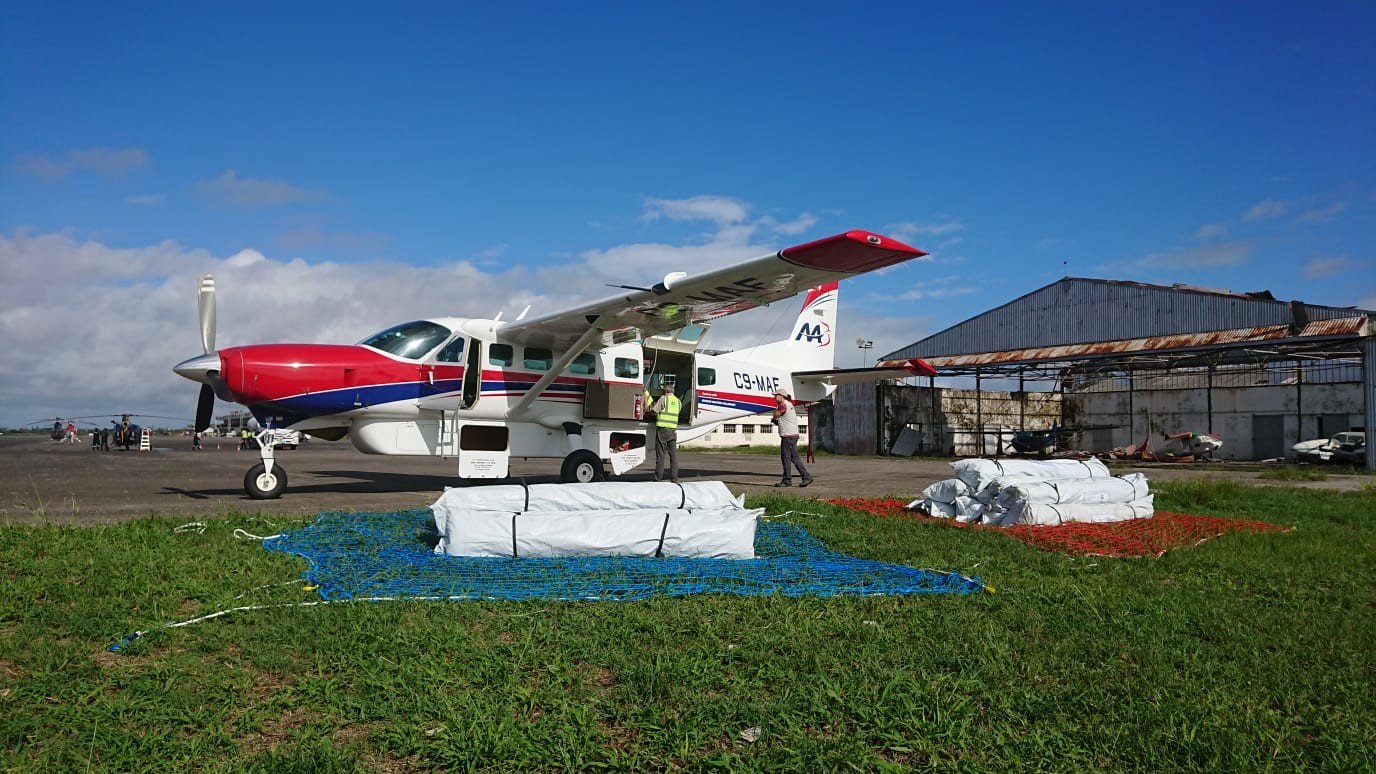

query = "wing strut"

[{"left": 504, "top": 319, "right": 604, "bottom": 422}]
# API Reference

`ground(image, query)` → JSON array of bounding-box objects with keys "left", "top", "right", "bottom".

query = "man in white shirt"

[{"left": 771, "top": 388, "right": 812, "bottom": 487}]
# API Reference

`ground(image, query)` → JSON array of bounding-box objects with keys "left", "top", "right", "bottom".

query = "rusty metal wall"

[{"left": 834, "top": 382, "right": 877, "bottom": 455}]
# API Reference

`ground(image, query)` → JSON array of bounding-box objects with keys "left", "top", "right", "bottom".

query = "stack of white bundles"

[
  {"left": 431, "top": 480, "right": 743, "bottom": 514},
  {"left": 995, "top": 496, "right": 1155, "bottom": 527},
  {"left": 993, "top": 473, "right": 1149, "bottom": 511},
  {"left": 995, "top": 472, "right": 1154, "bottom": 527},
  {"left": 431, "top": 481, "right": 760, "bottom": 559},
  {"left": 909, "top": 459, "right": 1152, "bottom": 527},
  {"left": 950, "top": 457, "right": 1110, "bottom": 495},
  {"left": 433, "top": 506, "right": 762, "bottom": 559}
]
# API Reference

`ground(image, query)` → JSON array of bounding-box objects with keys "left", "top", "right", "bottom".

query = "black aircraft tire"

[
  {"left": 244, "top": 462, "right": 288, "bottom": 499},
  {"left": 560, "top": 450, "right": 604, "bottom": 484}
]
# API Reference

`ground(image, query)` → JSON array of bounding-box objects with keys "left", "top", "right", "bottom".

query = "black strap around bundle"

[
  {"left": 510, "top": 512, "right": 520, "bottom": 558},
  {"left": 654, "top": 512, "right": 671, "bottom": 558}
]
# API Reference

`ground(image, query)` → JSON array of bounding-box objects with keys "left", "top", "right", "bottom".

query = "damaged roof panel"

[{"left": 905, "top": 316, "right": 1371, "bottom": 369}]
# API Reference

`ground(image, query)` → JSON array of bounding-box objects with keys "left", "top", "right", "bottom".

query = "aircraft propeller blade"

[
  {"left": 195, "top": 384, "right": 215, "bottom": 433},
  {"left": 198, "top": 274, "right": 216, "bottom": 354},
  {"left": 206, "top": 371, "right": 234, "bottom": 402}
]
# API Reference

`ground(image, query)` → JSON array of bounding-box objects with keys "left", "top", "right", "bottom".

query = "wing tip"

[{"left": 780, "top": 230, "right": 928, "bottom": 272}]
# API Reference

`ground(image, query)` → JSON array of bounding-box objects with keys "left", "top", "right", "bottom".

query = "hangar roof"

[{"left": 884, "top": 277, "right": 1373, "bottom": 374}]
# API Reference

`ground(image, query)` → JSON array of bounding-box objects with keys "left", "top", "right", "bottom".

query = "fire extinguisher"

[{"left": 634, "top": 392, "right": 643, "bottom": 420}]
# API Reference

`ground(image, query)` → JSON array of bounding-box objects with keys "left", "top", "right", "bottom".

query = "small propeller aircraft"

[{"left": 174, "top": 230, "right": 938, "bottom": 498}]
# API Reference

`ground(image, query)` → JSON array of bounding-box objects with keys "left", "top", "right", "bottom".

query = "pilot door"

[{"left": 461, "top": 339, "right": 482, "bottom": 409}]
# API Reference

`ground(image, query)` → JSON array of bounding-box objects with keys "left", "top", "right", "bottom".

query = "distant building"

[{"left": 681, "top": 413, "right": 810, "bottom": 449}]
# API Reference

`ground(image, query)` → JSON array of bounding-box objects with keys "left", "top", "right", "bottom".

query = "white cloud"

[
  {"left": 584, "top": 196, "right": 809, "bottom": 284},
  {"left": 195, "top": 170, "right": 318, "bottom": 208},
  {"left": 1298, "top": 201, "right": 1347, "bottom": 223},
  {"left": 1194, "top": 223, "right": 1230, "bottom": 241},
  {"left": 896, "top": 275, "right": 977, "bottom": 302},
  {"left": 1132, "top": 241, "right": 1253, "bottom": 269},
  {"left": 0, "top": 230, "right": 533, "bottom": 426},
  {"left": 277, "top": 227, "right": 391, "bottom": 255},
  {"left": 1303, "top": 255, "right": 1350, "bottom": 279},
  {"left": 883, "top": 218, "right": 964, "bottom": 244},
  {"left": 13, "top": 147, "right": 150, "bottom": 180},
  {"left": 1241, "top": 199, "right": 1287, "bottom": 222},
  {"left": 641, "top": 195, "right": 748, "bottom": 225},
  {"left": 764, "top": 212, "right": 818, "bottom": 236},
  {"left": 0, "top": 201, "right": 941, "bottom": 427}
]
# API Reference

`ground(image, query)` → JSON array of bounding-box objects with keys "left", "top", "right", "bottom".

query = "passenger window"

[
  {"left": 488, "top": 344, "right": 514, "bottom": 367},
  {"left": 436, "top": 337, "right": 465, "bottom": 363},
  {"left": 614, "top": 358, "right": 639, "bottom": 379},
  {"left": 570, "top": 353, "right": 596, "bottom": 375},
  {"left": 523, "top": 347, "right": 553, "bottom": 371},
  {"left": 697, "top": 367, "right": 716, "bottom": 386}
]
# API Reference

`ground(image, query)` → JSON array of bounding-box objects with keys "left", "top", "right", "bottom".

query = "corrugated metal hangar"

[{"left": 828, "top": 277, "right": 1375, "bottom": 468}]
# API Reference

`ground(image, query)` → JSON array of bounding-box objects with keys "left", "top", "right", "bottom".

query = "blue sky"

[{"left": 1, "top": 2, "right": 1372, "bottom": 427}]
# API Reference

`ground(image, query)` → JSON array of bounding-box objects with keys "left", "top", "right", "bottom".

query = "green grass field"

[{"left": 2, "top": 480, "right": 1372, "bottom": 771}]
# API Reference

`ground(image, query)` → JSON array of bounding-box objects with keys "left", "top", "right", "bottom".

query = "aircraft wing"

[
  {"left": 501, "top": 230, "right": 927, "bottom": 349},
  {"left": 794, "top": 358, "right": 939, "bottom": 390}
]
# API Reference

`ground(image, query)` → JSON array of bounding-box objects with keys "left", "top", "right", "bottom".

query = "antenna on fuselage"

[{"left": 516, "top": 305, "right": 531, "bottom": 321}]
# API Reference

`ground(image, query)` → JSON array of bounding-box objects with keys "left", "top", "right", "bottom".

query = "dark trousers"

[
  {"left": 654, "top": 427, "right": 678, "bottom": 481},
  {"left": 780, "top": 435, "right": 810, "bottom": 483}
]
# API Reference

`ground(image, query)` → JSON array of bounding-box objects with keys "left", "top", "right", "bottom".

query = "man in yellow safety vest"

[{"left": 649, "top": 380, "right": 681, "bottom": 482}]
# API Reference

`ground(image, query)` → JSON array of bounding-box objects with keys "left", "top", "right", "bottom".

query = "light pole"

[{"left": 856, "top": 338, "right": 873, "bottom": 367}]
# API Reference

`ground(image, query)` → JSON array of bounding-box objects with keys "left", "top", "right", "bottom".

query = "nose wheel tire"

[
  {"left": 560, "top": 450, "right": 604, "bottom": 483},
  {"left": 244, "top": 462, "right": 287, "bottom": 499}
]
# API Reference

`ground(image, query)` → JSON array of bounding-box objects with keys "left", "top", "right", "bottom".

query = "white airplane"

[{"left": 173, "top": 230, "right": 937, "bottom": 498}]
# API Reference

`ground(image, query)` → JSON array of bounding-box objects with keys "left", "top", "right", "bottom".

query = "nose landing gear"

[{"left": 244, "top": 429, "right": 288, "bottom": 499}]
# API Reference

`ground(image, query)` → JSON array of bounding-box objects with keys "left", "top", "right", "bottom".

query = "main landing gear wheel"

[
  {"left": 560, "top": 450, "right": 604, "bottom": 483},
  {"left": 244, "top": 462, "right": 288, "bottom": 499}
]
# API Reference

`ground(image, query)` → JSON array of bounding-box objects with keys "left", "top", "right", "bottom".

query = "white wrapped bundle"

[
  {"left": 909, "top": 496, "right": 995, "bottom": 524},
  {"left": 950, "top": 457, "right": 1110, "bottom": 493},
  {"left": 913, "top": 498, "right": 955, "bottom": 517},
  {"left": 995, "top": 473, "right": 1149, "bottom": 510},
  {"left": 921, "top": 478, "right": 972, "bottom": 504},
  {"left": 997, "top": 495, "right": 1155, "bottom": 527},
  {"left": 957, "top": 497, "right": 997, "bottom": 524},
  {"left": 431, "top": 480, "right": 743, "bottom": 515},
  {"left": 434, "top": 506, "right": 762, "bottom": 559}
]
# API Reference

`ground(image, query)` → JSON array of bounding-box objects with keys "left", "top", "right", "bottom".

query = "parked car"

[{"left": 1293, "top": 431, "right": 1366, "bottom": 465}]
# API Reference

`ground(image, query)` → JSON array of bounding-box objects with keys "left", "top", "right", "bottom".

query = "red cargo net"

[{"left": 825, "top": 497, "right": 1292, "bottom": 558}]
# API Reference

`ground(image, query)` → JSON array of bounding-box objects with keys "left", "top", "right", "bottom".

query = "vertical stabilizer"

[{"left": 722, "top": 281, "right": 838, "bottom": 371}]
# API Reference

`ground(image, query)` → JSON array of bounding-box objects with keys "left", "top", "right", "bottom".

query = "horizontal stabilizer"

[{"left": 794, "top": 357, "right": 937, "bottom": 389}]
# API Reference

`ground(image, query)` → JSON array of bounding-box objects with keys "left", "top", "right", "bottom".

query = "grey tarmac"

[{"left": 0, "top": 434, "right": 1366, "bottom": 526}]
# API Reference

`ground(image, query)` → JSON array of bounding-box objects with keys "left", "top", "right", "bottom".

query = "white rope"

[
  {"left": 233, "top": 528, "right": 281, "bottom": 541},
  {"left": 761, "top": 509, "right": 830, "bottom": 520}
]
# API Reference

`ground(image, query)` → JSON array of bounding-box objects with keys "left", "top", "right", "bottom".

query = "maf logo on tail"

[{"left": 795, "top": 320, "right": 832, "bottom": 346}]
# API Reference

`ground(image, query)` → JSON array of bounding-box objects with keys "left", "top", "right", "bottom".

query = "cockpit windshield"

[{"left": 358, "top": 320, "right": 452, "bottom": 360}]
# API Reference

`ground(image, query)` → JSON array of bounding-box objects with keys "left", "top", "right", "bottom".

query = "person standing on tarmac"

[
  {"left": 772, "top": 388, "right": 813, "bottom": 487},
  {"left": 649, "top": 380, "right": 681, "bottom": 482}
]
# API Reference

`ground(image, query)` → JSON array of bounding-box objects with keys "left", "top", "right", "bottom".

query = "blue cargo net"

[{"left": 263, "top": 510, "right": 985, "bottom": 601}]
